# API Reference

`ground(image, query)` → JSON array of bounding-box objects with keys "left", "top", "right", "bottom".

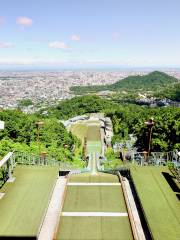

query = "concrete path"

[
  {"left": 121, "top": 176, "right": 146, "bottom": 240},
  {"left": 68, "top": 182, "right": 121, "bottom": 186},
  {"left": 38, "top": 177, "right": 67, "bottom": 240},
  {"left": 62, "top": 212, "right": 128, "bottom": 217}
]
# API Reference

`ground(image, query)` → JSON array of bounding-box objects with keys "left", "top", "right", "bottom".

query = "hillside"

[
  {"left": 154, "top": 82, "right": 180, "bottom": 101},
  {"left": 47, "top": 95, "right": 115, "bottom": 120},
  {"left": 70, "top": 71, "right": 179, "bottom": 95},
  {"left": 47, "top": 95, "right": 180, "bottom": 152}
]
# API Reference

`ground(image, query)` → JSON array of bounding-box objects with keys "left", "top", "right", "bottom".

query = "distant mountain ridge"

[{"left": 70, "top": 71, "right": 179, "bottom": 94}]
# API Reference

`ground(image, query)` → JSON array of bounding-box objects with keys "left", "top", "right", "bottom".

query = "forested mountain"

[{"left": 70, "top": 71, "right": 179, "bottom": 95}]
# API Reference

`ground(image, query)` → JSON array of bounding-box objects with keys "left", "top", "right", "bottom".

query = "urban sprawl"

[{"left": 1, "top": 70, "right": 180, "bottom": 111}]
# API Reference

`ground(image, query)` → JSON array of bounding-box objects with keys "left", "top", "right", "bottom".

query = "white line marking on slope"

[
  {"left": 62, "top": 212, "right": 128, "bottom": 217},
  {"left": 68, "top": 183, "right": 121, "bottom": 186},
  {"left": 0, "top": 193, "right": 5, "bottom": 199}
]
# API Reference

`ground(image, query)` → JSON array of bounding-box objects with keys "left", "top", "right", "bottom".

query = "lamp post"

[
  {"left": 83, "top": 137, "right": 87, "bottom": 160},
  {"left": 145, "top": 118, "right": 155, "bottom": 157},
  {"left": 0, "top": 121, "right": 5, "bottom": 157},
  {"left": 35, "top": 121, "right": 44, "bottom": 156},
  {"left": 40, "top": 151, "right": 47, "bottom": 165}
]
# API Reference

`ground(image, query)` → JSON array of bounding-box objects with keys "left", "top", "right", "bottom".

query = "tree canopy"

[
  {"left": 0, "top": 95, "right": 179, "bottom": 163},
  {"left": 48, "top": 95, "right": 180, "bottom": 152},
  {"left": 0, "top": 110, "right": 78, "bottom": 162}
]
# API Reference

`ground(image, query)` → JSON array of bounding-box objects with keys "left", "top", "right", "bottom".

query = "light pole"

[
  {"left": 145, "top": 118, "right": 155, "bottom": 157},
  {"left": 83, "top": 137, "right": 87, "bottom": 160},
  {"left": 40, "top": 151, "right": 47, "bottom": 165},
  {"left": 0, "top": 120, "right": 5, "bottom": 156},
  {"left": 35, "top": 121, "right": 44, "bottom": 156}
]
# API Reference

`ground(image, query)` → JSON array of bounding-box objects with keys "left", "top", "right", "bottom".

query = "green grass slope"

[
  {"left": 57, "top": 121, "right": 132, "bottom": 240},
  {"left": 70, "top": 123, "right": 88, "bottom": 144},
  {"left": 69, "top": 172, "right": 120, "bottom": 183},
  {"left": 131, "top": 166, "right": 180, "bottom": 240},
  {"left": 57, "top": 173, "right": 133, "bottom": 240},
  {"left": 63, "top": 185, "right": 126, "bottom": 212},
  {"left": 58, "top": 217, "right": 132, "bottom": 240},
  {"left": 0, "top": 166, "right": 58, "bottom": 237},
  {"left": 70, "top": 121, "right": 100, "bottom": 143}
]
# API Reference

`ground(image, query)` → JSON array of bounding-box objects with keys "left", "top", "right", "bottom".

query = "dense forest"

[
  {"left": 106, "top": 105, "right": 180, "bottom": 151},
  {"left": 0, "top": 95, "right": 179, "bottom": 165},
  {"left": 48, "top": 96, "right": 179, "bottom": 151},
  {"left": 70, "top": 72, "right": 180, "bottom": 101},
  {"left": 0, "top": 110, "right": 82, "bottom": 165},
  {"left": 47, "top": 95, "right": 115, "bottom": 119},
  {"left": 154, "top": 82, "right": 180, "bottom": 101}
]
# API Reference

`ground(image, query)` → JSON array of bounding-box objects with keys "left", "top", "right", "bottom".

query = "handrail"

[{"left": 0, "top": 152, "right": 14, "bottom": 168}]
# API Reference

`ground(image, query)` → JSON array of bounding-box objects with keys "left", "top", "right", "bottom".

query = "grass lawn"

[
  {"left": 57, "top": 217, "right": 133, "bottom": 240},
  {"left": 131, "top": 166, "right": 180, "bottom": 240},
  {"left": 0, "top": 165, "right": 58, "bottom": 237},
  {"left": 63, "top": 185, "right": 126, "bottom": 212}
]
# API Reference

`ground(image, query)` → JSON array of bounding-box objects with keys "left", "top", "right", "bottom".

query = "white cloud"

[
  {"left": 0, "top": 58, "right": 70, "bottom": 65},
  {"left": 16, "top": 17, "right": 33, "bottom": 27},
  {"left": 0, "top": 56, "right": 179, "bottom": 67},
  {"left": 0, "top": 42, "right": 14, "bottom": 48},
  {"left": 49, "top": 41, "right": 68, "bottom": 49},
  {"left": 71, "top": 35, "right": 81, "bottom": 41}
]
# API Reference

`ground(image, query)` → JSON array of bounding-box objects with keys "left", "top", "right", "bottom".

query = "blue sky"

[{"left": 0, "top": 0, "right": 180, "bottom": 69}]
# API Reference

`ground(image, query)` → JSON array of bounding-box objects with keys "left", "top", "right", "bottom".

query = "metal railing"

[
  {"left": 12, "top": 152, "right": 89, "bottom": 172},
  {"left": 98, "top": 150, "right": 180, "bottom": 170},
  {"left": 130, "top": 151, "right": 179, "bottom": 166}
]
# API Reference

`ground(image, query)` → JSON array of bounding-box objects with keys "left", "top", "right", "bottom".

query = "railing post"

[{"left": 32, "top": 155, "right": 35, "bottom": 165}]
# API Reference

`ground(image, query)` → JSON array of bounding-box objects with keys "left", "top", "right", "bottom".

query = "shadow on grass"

[
  {"left": 120, "top": 170, "right": 153, "bottom": 240},
  {"left": 176, "top": 194, "right": 180, "bottom": 201},
  {"left": 162, "top": 172, "right": 180, "bottom": 193}
]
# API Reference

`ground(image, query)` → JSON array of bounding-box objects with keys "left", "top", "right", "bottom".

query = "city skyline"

[{"left": 0, "top": 0, "right": 180, "bottom": 69}]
